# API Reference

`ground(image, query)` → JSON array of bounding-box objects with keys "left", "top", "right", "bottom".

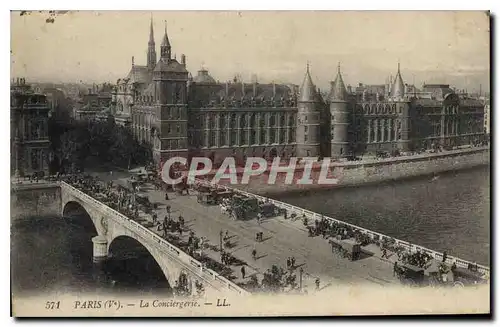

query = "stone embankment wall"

[
  {"left": 228, "top": 147, "right": 490, "bottom": 196},
  {"left": 11, "top": 183, "right": 61, "bottom": 221}
]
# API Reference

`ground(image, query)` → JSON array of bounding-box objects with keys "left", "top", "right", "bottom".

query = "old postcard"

[{"left": 10, "top": 10, "right": 490, "bottom": 317}]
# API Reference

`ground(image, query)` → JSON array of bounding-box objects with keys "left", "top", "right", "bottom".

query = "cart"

[
  {"left": 260, "top": 203, "right": 278, "bottom": 218},
  {"left": 397, "top": 263, "right": 425, "bottom": 286},
  {"left": 328, "top": 238, "right": 361, "bottom": 261},
  {"left": 197, "top": 192, "right": 217, "bottom": 205},
  {"left": 340, "top": 239, "right": 362, "bottom": 261}
]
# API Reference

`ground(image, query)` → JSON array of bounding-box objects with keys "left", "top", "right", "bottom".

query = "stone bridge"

[{"left": 60, "top": 181, "right": 248, "bottom": 296}]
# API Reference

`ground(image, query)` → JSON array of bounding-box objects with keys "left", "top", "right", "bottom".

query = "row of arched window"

[
  {"left": 201, "top": 127, "right": 296, "bottom": 148},
  {"left": 367, "top": 118, "right": 401, "bottom": 143},
  {"left": 202, "top": 113, "right": 295, "bottom": 130},
  {"left": 359, "top": 103, "right": 401, "bottom": 115}
]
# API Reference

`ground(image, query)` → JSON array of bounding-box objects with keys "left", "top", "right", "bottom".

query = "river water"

[
  {"left": 275, "top": 166, "right": 491, "bottom": 266},
  {"left": 11, "top": 166, "right": 490, "bottom": 296}
]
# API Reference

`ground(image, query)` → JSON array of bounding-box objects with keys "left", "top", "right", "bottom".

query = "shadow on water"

[{"left": 11, "top": 214, "right": 172, "bottom": 297}]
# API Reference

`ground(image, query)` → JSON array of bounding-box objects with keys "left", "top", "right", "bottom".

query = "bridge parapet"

[
  {"left": 60, "top": 182, "right": 250, "bottom": 296},
  {"left": 196, "top": 180, "right": 490, "bottom": 279}
]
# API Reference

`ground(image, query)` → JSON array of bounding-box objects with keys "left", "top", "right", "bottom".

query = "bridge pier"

[{"left": 92, "top": 235, "right": 108, "bottom": 263}]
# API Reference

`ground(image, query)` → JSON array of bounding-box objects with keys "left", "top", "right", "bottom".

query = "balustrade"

[
  {"left": 194, "top": 179, "right": 490, "bottom": 278},
  {"left": 60, "top": 182, "right": 248, "bottom": 295}
]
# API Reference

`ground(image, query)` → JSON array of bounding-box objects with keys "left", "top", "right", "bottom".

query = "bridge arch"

[
  {"left": 107, "top": 231, "right": 184, "bottom": 291},
  {"left": 62, "top": 201, "right": 99, "bottom": 237},
  {"left": 107, "top": 235, "right": 173, "bottom": 292}
]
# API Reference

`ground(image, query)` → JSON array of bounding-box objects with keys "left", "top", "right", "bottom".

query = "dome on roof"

[{"left": 193, "top": 69, "right": 216, "bottom": 84}]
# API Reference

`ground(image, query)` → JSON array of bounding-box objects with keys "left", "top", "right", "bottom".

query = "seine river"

[
  {"left": 11, "top": 166, "right": 489, "bottom": 295},
  {"left": 276, "top": 165, "right": 491, "bottom": 266}
]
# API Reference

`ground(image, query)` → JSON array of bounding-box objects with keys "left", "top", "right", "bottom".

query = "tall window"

[
  {"left": 241, "top": 129, "right": 247, "bottom": 145},
  {"left": 240, "top": 114, "right": 246, "bottom": 128},
  {"left": 279, "top": 128, "right": 285, "bottom": 144},
  {"left": 31, "top": 149, "right": 39, "bottom": 170},
  {"left": 231, "top": 114, "right": 237, "bottom": 129},
  {"left": 289, "top": 128, "right": 296, "bottom": 143},
  {"left": 220, "top": 131, "right": 227, "bottom": 146},
  {"left": 250, "top": 130, "right": 257, "bottom": 144},
  {"left": 269, "top": 129, "right": 275, "bottom": 144},
  {"left": 210, "top": 131, "right": 216, "bottom": 147},
  {"left": 207, "top": 115, "right": 211, "bottom": 130},
  {"left": 270, "top": 114, "right": 276, "bottom": 127},
  {"left": 231, "top": 130, "right": 237, "bottom": 146}
]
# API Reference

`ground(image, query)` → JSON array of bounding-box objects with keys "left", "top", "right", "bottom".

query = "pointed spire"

[
  {"left": 392, "top": 61, "right": 405, "bottom": 99},
  {"left": 299, "top": 62, "right": 317, "bottom": 102},
  {"left": 329, "top": 62, "right": 347, "bottom": 101},
  {"left": 160, "top": 20, "right": 171, "bottom": 60},
  {"left": 162, "top": 20, "right": 171, "bottom": 47},
  {"left": 149, "top": 14, "right": 154, "bottom": 44}
]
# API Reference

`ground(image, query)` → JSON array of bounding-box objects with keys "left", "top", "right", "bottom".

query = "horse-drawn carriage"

[
  {"left": 224, "top": 195, "right": 259, "bottom": 221},
  {"left": 329, "top": 238, "right": 362, "bottom": 261},
  {"left": 395, "top": 263, "right": 425, "bottom": 286},
  {"left": 197, "top": 192, "right": 218, "bottom": 205},
  {"left": 259, "top": 202, "right": 280, "bottom": 218},
  {"left": 425, "top": 262, "right": 488, "bottom": 288}
]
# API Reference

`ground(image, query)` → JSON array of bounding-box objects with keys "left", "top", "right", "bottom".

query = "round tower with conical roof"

[
  {"left": 390, "top": 62, "right": 410, "bottom": 152},
  {"left": 296, "top": 64, "right": 321, "bottom": 158},
  {"left": 329, "top": 63, "right": 349, "bottom": 158}
]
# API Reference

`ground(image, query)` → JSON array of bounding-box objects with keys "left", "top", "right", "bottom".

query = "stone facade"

[
  {"left": 10, "top": 79, "right": 51, "bottom": 176},
  {"left": 110, "top": 19, "right": 486, "bottom": 168}
]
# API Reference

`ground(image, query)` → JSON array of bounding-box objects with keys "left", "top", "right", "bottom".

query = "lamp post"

[
  {"left": 219, "top": 230, "right": 223, "bottom": 252},
  {"left": 299, "top": 268, "right": 304, "bottom": 292}
]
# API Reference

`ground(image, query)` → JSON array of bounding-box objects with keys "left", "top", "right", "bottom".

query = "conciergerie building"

[{"left": 109, "top": 19, "right": 485, "bottom": 167}]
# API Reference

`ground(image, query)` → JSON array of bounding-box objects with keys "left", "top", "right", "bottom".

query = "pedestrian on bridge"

[
  {"left": 241, "top": 266, "right": 246, "bottom": 279},
  {"left": 393, "top": 261, "right": 399, "bottom": 277},
  {"left": 315, "top": 278, "right": 320, "bottom": 290},
  {"left": 252, "top": 247, "right": 257, "bottom": 261}
]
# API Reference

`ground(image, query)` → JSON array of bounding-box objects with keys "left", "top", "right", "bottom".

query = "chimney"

[
  {"left": 132, "top": 56, "right": 135, "bottom": 67},
  {"left": 253, "top": 81, "right": 257, "bottom": 97},
  {"left": 241, "top": 82, "right": 245, "bottom": 97},
  {"left": 181, "top": 54, "right": 186, "bottom": 67},
  {"left": 272, "top": 81, "right": 276, "bottom": 98}
]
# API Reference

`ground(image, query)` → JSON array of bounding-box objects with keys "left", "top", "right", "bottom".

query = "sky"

[{"left": 10, "top": 10, "right": 490, "bottom": 93}]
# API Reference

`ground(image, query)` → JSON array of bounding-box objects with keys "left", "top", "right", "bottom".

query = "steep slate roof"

[
  {"left": 328, "top": 63, "right": 348, "bottom": 101},
  {"left": 391, "top": 63, "right": 405, "bottom": 98},
  {"left": 189, "top": 82, "right": 295, "bottom": 106},
  {"left": 154, "top": 59, "right": 188, "bottom": 73},
  {"left": 127, "top": 65, "right": 152, "bottom": 84},
  {"left": 299, "top": 64, "right": 317, "bottom": 102}
]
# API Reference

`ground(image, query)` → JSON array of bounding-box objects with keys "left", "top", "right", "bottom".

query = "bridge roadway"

[{"left": 92, "top": 171, "right": 400, "bottom": 292}]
